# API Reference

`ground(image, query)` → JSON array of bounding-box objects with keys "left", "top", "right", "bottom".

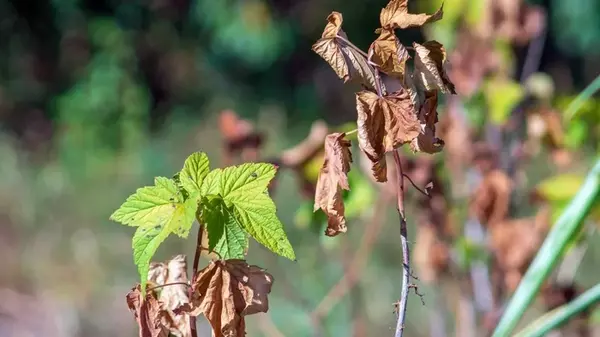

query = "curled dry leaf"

[
  {"left": 356, "top": 89, "right": 420, "bottom": 182},
  {"left": 413, "top": 41, "right": 456, "bottom": 95},
  {"left": 369, "top": 28, "right": 410, "bottom": 80},
  {"left": 411, "top": 90, "right": 445, "bottom": 154},
  {"left": 470, "top": 169, "right": 513, "bottom": 226},
  {"left": 314, "top": 132, "right": 353, "bottom": 236},
  {"left": 379, "top": 0, "right": 443, "bottom": 30},
  {"left": 176, "top": 260, "right": 273, "bottom": 337},
  {"left": 312, "top": 12, "right": 377, "bottom": 90},
  {"left": 126, "top": 285, "right": 169, "bottom": 337}
]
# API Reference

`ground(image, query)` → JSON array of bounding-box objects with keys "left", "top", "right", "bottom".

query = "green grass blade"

[
  {"left": 514, "top": 283, "right": 600, "bottom": 337},
  {"left": 564, "top": 74, "right": 600, "bottom": 120},
  {"left": 492, "top": 158, "right": 600, "bottom": 337}
]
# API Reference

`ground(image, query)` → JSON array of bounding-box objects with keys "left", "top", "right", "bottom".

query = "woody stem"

[{"left": 393, "top": 150, "right": 411, "bottom": 337}]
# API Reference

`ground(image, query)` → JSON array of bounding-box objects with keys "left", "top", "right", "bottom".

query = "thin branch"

[
  {"left": 147, "top": 282, "right": 191, "bottom": 293},
  {"left": 189, "top": 223, "right": 205, "bottom": 337},
  {"left": 402, "top": 173, "right": 431, "bottom": 198},
  {"left": 336, "top": 35, "right": 369, "bottom": 59},
  {"left": 393, "top": 150, "right": 414, "bottom": 337},
  {"left": 345, "top": 128, "right": 358, "bottom": 136}
]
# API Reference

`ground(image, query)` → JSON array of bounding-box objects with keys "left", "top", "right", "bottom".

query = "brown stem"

[
  {"left": 189, "top": 224, "right": 205, "bottom": 337},
  {"left": 393, "top": 150, "right": 412, "bottom": 337},
  {"left": 336, "top": 35, "right": 368, "bottom": 59},
  {"left": 402, "top": 173, "right": 430, "bottom": 198},
  {"left": 147, "top": 282, "right": 190, "bottom": 293}
]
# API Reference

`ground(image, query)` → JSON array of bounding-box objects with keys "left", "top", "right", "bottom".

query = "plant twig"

[
  {"left": 189, "top": 224, "right": 205, "bottom": 337},
  {"left": 402, "top": 173, "right": 431, "bottom": 198},
  {"left": 393, "top": 150, "right": 413, "bottom": 337},
  {"left": 147, "top": 282, "right": 191, "bottom": 293},
  {"left": 336, "top": 35, "right": 369, "bottom": 59}
]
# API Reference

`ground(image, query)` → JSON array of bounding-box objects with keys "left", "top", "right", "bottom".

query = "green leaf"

[
  {"left": 492, "top": 158, "right": 600, "bottom": 337},
  {"left": 180, "top": 152, "right": 210, "bottom": 194},
  {"left": 234, "top": 193, "right": 296, "bottom": 260},
  {"left": 201, "top": 196, "right": 248, "bottom": 259},
  {"left": 110, "top": 177, "right": 183, "bottom": 227},
  {"left": 110, "top": 176, "right": 199, "bottom": 293},
  {"left": 514, "top": 283, "right": 600, "bottom": 337},
  {"left": 201, "top": 163, "right": 276, "bottom": 201},
  {"left": 132, "top": 226, "right": 169, "bottom": 294},
  {"left": 200, "top": 163, "right": 296, "bottom": 260}
]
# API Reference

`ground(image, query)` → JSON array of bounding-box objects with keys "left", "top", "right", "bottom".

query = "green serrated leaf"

[
  {"left": 200, "top": 163, "right": 296, "bottom": 260},
  {"left": 132, "top": 226, "right": 170, "bottom": 294},
  {"left": 110, "top": 176, "right": 199, "bottom": 292},
  {"left": 201, "top": 163, "right": 276, "bottom": 202},
  {"left": 202, "top": 195, "right": 248, "bottom": 259},
  {"left": 180, "top": 152, "right": 210, "bottom": 194},
  {"left": 234, "top": 193, "right": 296, "bottom": 260},
  {"left": 110, "top": 177, "right": 183, "bottom": 227}
]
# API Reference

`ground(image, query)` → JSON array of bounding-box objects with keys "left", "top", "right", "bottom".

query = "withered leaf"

[
  {"left": 369, "top": 29, "right": 410, "bottom": 80},
  {"left": 380, "top": 0, "right": 443, "bottom": 30},
  {"left": 312, "top": 12, "right": 377, "bottom": 90},
  {"left": 356, "top": 89, "right": 420, "bottom": 182},
  {"left": 411, "top": 91, "right": 445, "bottom": 154},
  {"left": 126, "top": 285, "right": 169, "bottom": 337},
  {"left": 176, "top": 260, "right": 273, "bottom": 337},
  {"left": 413, "top": 41, "right": 456, "bottom": 95},
  {"left": 314, "top": 132, "right": 353, "bottom": 237},
  {"left": 470, "top": 170, "right": 513, "bottom": 226}
]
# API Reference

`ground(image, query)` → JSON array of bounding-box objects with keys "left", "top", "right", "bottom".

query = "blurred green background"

[{"left": 1, "top": 0, "right": 600, "bottom": 336}]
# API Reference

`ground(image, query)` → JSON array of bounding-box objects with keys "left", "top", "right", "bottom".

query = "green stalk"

[
  {"left": 514, "top": 283, "right": 600, "bottom": 337},
  {"left": 491, "top": 158, "right": 600, "bottom": 337}
]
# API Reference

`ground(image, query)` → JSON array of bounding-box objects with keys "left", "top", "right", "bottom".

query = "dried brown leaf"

[
  {"left": 126, "top": 285, "right": 169, "bottom": 337},
  {"left": 356, "top": 89, "right": 420, "bottom": 182},
  {"left": 379, "top": 0, "right": 443, "bottom": 30},
  {"left": 411, "top": 90, "right": 445, "bottom": 154},
  {"left": 470, "top": 170, "right": 513, "bottom": 226},
  {"left": 413, "top": 41, "right": 456, "bottom": 95},
  {"left": 369, "top": 29, "right": 410, "bottom": 80},
  {"left": 176, "top": 260, "right": 273, "bottom": 337},
  {"left": 312, "top": 12, "right": 377, "bottom": 89},
  {"left": 314, "top": 132, "right": 353, "bottom": 236}
]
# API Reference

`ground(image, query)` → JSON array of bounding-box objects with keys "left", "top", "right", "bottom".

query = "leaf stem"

[
  {"left": 189, "top": 223, "right": 205, "bottom": 337},
  {"left": 393, "top": 150, "right": 412, "bottom": 337},
  {"left": 336, "top": 35, "right": 368, "bottom": 59},
  {"left": 147, "top": 282, "right": 191, "bottom": 293}
]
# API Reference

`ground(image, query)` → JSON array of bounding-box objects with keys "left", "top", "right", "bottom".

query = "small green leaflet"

[
  {"left": 180, "top": 152, "right": 210, "bottom": 195},
  {"left": 200, "top": 163, "right": 296, "bottom": 260},
  {"left": 110, "top": 176, "right": 198, "bottom": 293}
]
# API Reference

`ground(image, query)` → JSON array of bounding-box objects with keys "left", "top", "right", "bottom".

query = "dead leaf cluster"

[
  {"left": 127, "top": 255, "right": 191, "bottom": 337},
  {"left": 176, "top": 259, "right": 273, "bottom": 337},
  {"left": 127, "top": 256, "right": 274, "bottom": 337},
  {"left": 311, "top": 0, "right": 455, "bottom": 232}
]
